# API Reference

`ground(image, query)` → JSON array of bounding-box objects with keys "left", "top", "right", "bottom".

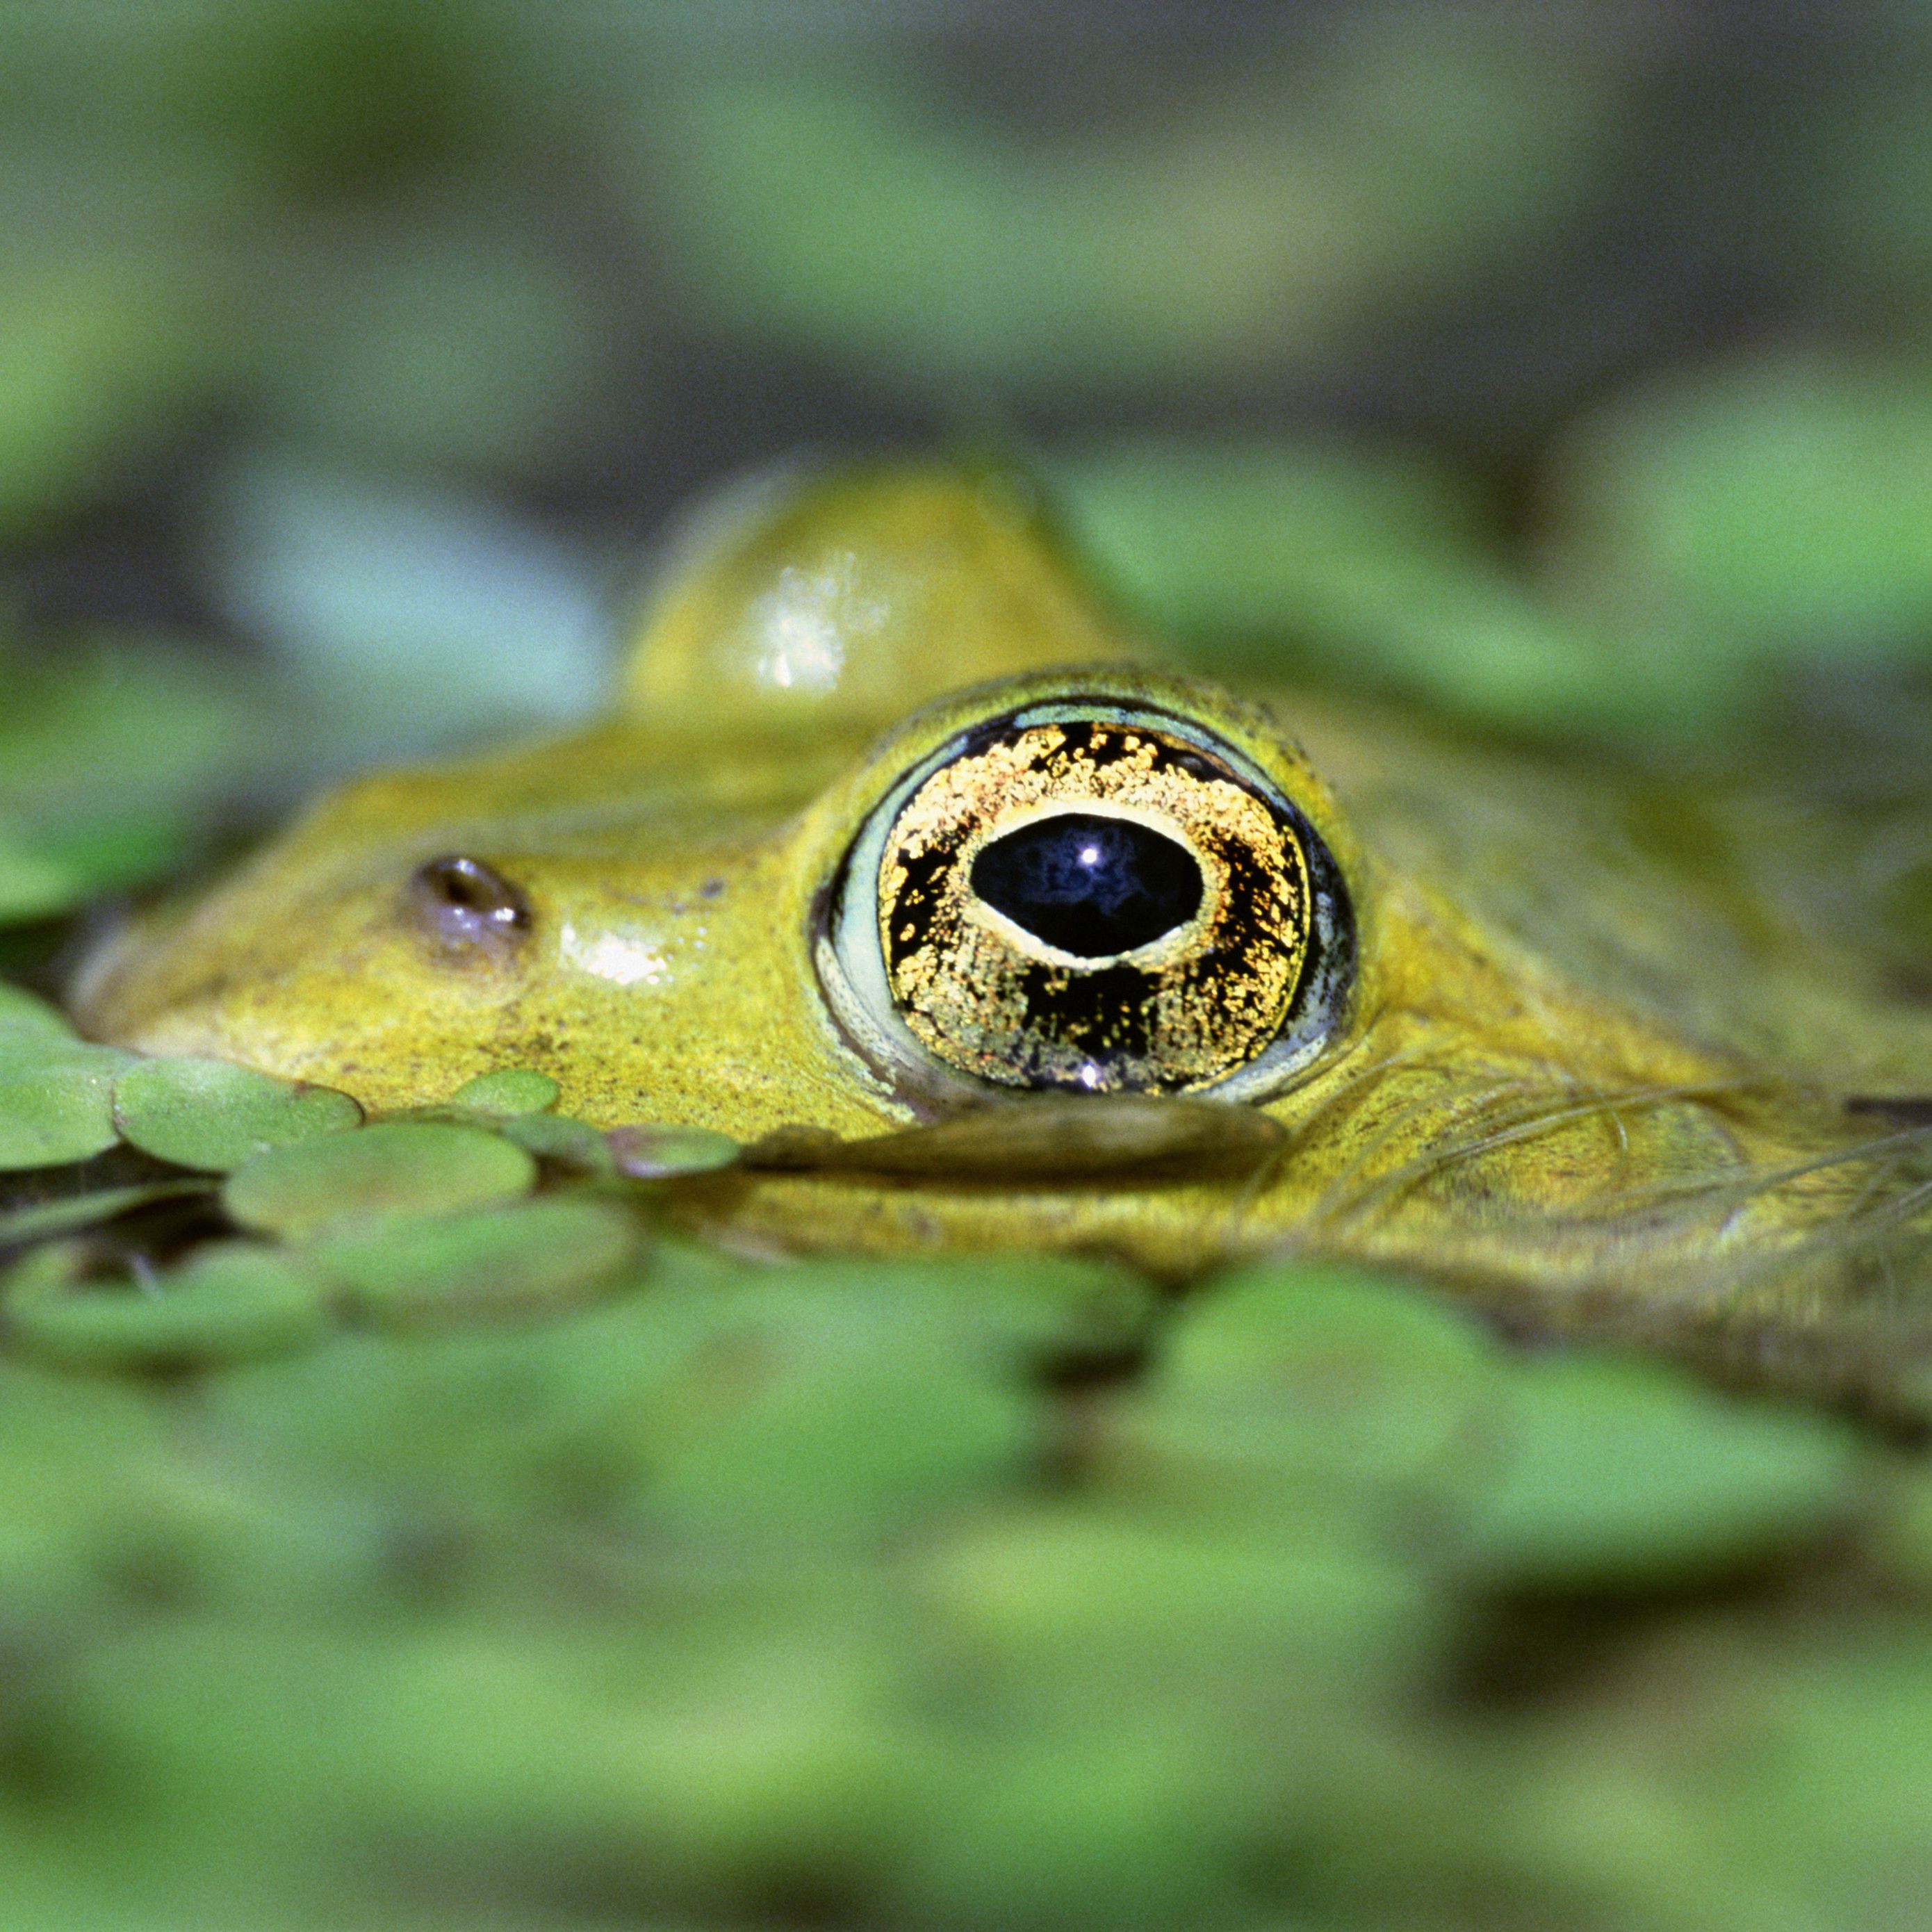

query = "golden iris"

[{"left": 874, "top": 715, "right": 1318, "bottom": 1092}]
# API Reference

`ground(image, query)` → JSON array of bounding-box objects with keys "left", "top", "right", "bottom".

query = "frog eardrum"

[{"left": 821, "top": 697, "right": 1353, "bottom": 1097}]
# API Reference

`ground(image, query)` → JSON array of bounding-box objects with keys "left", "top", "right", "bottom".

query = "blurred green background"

[
  {"left": 14, "top": 0, "right": 1932, "bottom": 919},
  {"left": 10, "top": 5, "right": 1932, "bottom": 1929}
]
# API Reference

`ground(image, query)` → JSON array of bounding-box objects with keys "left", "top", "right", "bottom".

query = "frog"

[{"left": 70, "top": 460, "right": 1932, "bottom": 1391}]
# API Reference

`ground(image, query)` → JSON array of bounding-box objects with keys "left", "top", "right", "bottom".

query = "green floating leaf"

[
  {"left": 447, "top": 1067, "right": 560, "bottom": 1118},
  {"left": 644, "top": 1248, "right": 1159, "bottom": 1368},
  {"left": 894, "top": 1692, "right": 1292, "bottom": 1932},
  {"left": 0, "top": 1179, "right": 208, "bottom": 1246},
  {"left": 0, "top": 1040, "right": 138, "bottom": 1171},
  {"left": 0, "top": 979, "right": 72, "bottom": 1038},
  {"left": 0, "top": 252, "right": 218, "bottom": 541},
  {"left": 501, "top": 1111, "right": 615, "bottom": 1173},
  {"left": 223, "top": 1121, "right": 536, "bottom": 1241},
  {"left": 606, "top": 1122, "right": 740, "bottom": 1180},
  {"left": 3, "top": 1240, "right": 331, "bottom": 1371},
  {"left": 314, "top": 1196, "right": 641, "bottom": 1329},
  {"left": 1111, "top": 1263, "right": 1500, "bottom": 1514},
  {"left": 925, "top": 1506, "right": 1430, "bottom": 1704},
  {"left": 1060, "top": 437, "right": 1724, "bottom": 739},
  {"left": 1548, "top": 350, "right": 1932, "bottom": 663},
  {"left": 0, "top": 634, "right": 280, "bottom": 892},
  {"left": 220, "top": 1253, "right": 1061, "bottom": 1537},
  {"left": 1454, "top": 1355, "right": 1865, "bottom": 1590},
  {"left": 113, "top": 1056, "right": 362, "bottom": 1172},
  {"left": 643, "top": 1316, "right": 1036, "bottom": 1537},
  {"left": 648, "top": 29, "right": 1607, "bottom": 391},
  {"left": 0, "top": 830, "right": 81, "bottom": 924}
]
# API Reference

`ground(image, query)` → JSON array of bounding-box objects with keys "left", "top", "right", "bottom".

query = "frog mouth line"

[{"left": 739, "top": 1094, "right": 1286, "bottom": 1184}]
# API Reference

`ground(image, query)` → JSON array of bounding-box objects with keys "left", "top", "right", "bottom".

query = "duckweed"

[
  {"left": 0, "top": 979, "right": 72, "bottom": 1035},
  {"left": 5, "top": 1239, "right": 330, "bottom": 1371},
  {"left": 312, "top": 1195, "right": 640, "bottom": 1328},
  {"left": 0, "top": 1037, "right": 138, "bottom": 1170},
  {"left": 605, "top": 1121, "right": 742, "bottom": 1179},
  {"left": 14, "top": 19, "right": 1932, "bottom": 1922},
  {"left": 1453, "top": 1352, "right": 1865, "bottom": 1590},
  {"left": 500, "top": 1108, "right": 619, "bottom": 1172},
  {"left": 0, "top": 1017, "right": 1928, "bottom": 1929},
  {"left": 222, "top": 1120, "right": 537, "bottom": 1240},
  {"left": 445, "top": 1066, "right": 562, "bottom": 1117},
  {"left": 113, "top": 1056, "right": 363, "bottom": 1171}
]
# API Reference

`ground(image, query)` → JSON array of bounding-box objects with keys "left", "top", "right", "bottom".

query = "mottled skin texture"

[{"left": 74, "top": 466, "right": 1932, "bottom": 1378}]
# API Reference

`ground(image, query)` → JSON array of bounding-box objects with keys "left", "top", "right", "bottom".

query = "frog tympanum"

[{"left": 72, "top": 464, "right": 1932, "bottom": 1379}]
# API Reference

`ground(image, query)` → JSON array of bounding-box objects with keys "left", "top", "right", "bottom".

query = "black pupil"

[{"left": 969, "top": 813, "right": 1203, "bottom": 958}]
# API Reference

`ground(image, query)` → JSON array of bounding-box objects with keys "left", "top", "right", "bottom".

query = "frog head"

[{"left": 73, "top": 461, "right": 1904, "bottom": 1306}]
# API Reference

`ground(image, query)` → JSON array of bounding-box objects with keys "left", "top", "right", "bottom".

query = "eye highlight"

[{"left": 823, "top": 701, "right": 1352, "bottom": 1099}]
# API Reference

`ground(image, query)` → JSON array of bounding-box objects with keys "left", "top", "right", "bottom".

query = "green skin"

[{"left": 72, "top": 466, "right": 1932, "bottom": 1384}]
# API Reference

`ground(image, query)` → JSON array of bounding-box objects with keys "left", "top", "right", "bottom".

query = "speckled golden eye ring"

[{"left": 820, "top": 698, "right": 1353, "bottom": 1102}]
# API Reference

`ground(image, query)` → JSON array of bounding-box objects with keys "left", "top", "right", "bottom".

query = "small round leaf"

[
  {"left": 4, "top": 1241, "right": 331, "bottom": 1370},
  {"left": 502, "top": 1112, "right": 615, "bottom": 1173},
  {"left": 223, "top": 1122, "right": 537, "bottom": 1241},
  {"left": 607, "top": 1123, "right": 740, "bottom": 1180},
  {"left": 0, "top": 981, "right": 73, "bottom": 1039},
  {"left": 447, "top": 1067, "right": 561, "bottom": 1116},
  {"left": 114, "top": 1057, "right": 362, "bottom": 1172},
  {"left": 0, "top": 1048, "right": 134, "bottom": 1171},
  {"left": 316, "top": 1196, "right": 641, "bottom": 1328},
  {"left": 1453, "top": 1355, "right": 1863, "bottom": 1589}
]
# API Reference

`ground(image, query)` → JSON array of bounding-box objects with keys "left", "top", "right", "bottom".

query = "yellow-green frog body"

[{"left": 73, "top": 466, "right": 1932, "bottom": 1360}]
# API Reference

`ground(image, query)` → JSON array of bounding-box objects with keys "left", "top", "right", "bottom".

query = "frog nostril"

[{"left": 409, "top": 856, "right": 532, "bottom": 948}]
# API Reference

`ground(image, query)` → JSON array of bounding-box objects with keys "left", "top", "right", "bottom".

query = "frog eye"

[
  {"left": 819, "top": 700, "right": 1352, "bottom": 1098},
  {"left": 409, "top": 856, "right": 531, "bottom": 950}
]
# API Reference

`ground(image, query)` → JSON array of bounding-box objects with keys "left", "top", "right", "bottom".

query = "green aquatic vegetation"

[
  {"left": 5, "top": 1239, "right": 330, "bottom": 1371},
  {"left": 0, "top": 632, "right": 284, "bottom": 899},
  {"left": 644, "top": 24, "right": 1619, "bottom": 391},
  {"left": 1452, "top": 1352, "right": 1865, "bottom": 1589},
  {"left": 15, "top": 17, "right": 1932, "bottom": 1925},
  {"left": 605, "top": 1120, "right": 746, "bottom": 1179},
  {"left": 1548, "top": 348, "right": 1932, "bottom": 667},
  {"left": 221, "top": 1118, "right": 537, "bottom": 1241},
  {"left": 311, "top": 1195, "right": 639, "bottom": 1329},
  {"left": 0, "top": 1010, "right": 1924, "bottom": 1931},
  {"left": 0, "top": 979, "right": 70, "bottom": 1034},
  {"left": 2, "top": 445, "right": 1932, "bottom": 1924},
  {"left": 443, "top": 1065, "right": 561, "bottom": 1117},
  {"left": 1104, "top": 1263, "right": 1866, "bottom": 1590},
  {"left": 1102, "top": 1262, "right": 1506, "bottom": 1515},
  {"left": 1062, "top": 437, "right": 1705, "bottom": 738},
  {"left": 0, "top": 1033, "right": 137, "bottom": 1170},
  {"left": 497, "top": 1106, "right": 619, "bottom": 1172},
  {"left": 113, "top": 1055, "right": 363, "bottom": 1171}
]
